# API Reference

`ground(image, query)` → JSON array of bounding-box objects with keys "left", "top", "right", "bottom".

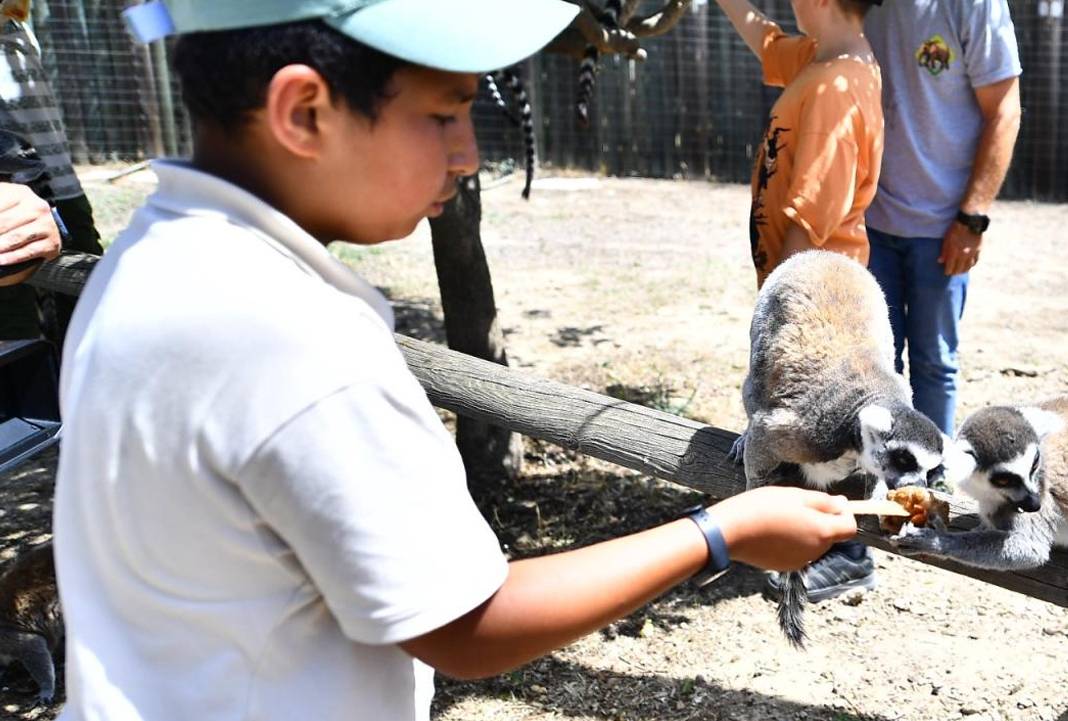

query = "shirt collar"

[{"left": 148, "top": 160, "right": 395, "bottom": 330}]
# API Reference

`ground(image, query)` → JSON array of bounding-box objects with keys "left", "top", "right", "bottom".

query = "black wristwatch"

[
  {"left": 956, "top": 210, "right": 990, "bottom": 235},
  {"left": 683, "top": 505, "right": 731, "bottom": 586}
]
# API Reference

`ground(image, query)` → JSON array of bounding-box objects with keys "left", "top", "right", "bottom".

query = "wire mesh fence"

[{"left": 18, "top": 0, "right": 1068, "bottom": 201}]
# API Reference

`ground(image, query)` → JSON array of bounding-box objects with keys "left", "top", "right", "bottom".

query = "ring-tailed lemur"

[
  {"left": 893, "top": 398, "right": 1068, "bottom": 570},
  {"left": 484, "top": 72, "right": 520, "bottom": 127},
  {"left": 484, "top": 67, "right": 536, "bottom": 199},
  {"left": 0, "top": 542, "right": 63, "bottom": 704},
  {"left": 576, "top": 0, "right": 625, "bottom": 127},
  {"left": 729, "top": 251, "right": 946, "bottom": 647}
]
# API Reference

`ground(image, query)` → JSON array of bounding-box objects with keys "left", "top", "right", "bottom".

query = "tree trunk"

[{"left": 429, "top": 174, "right": 523, "bottom": 486}]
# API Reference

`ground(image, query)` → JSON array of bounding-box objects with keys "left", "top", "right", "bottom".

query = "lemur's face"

[
  {"left": 958, "top": 440, "right": 1043, "bottom": 513},
  {"left": 858, "top": 405, "right": 945, "bottom": 490},
  {"left": 325, "top": 67, "right": 481, "bottom": 244}
]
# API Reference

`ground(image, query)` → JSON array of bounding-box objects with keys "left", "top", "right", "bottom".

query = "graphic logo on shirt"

[
  {"left": 750, "top": 118, "right": 789, "bottom": 274},
  {"left": 916, "top": 35, "right": 955, "bottom": 76}
]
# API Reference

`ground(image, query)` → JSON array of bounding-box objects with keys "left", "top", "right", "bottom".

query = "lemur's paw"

[
  {"left": 890, "top": 523, "right": 945, "bottom": 556},
  {"left": 728, "top": 433, "right": 747, "bottom": 465}
]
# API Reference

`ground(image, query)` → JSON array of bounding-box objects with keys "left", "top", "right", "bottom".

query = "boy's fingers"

[{"left": 800, "top": 490, "right": 850, "bottom": 515}]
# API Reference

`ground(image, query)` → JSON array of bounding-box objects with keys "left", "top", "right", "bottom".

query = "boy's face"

[
  {"left": 324, "top": 66, "right": 481, "bottom": 244},
  {"left": 789, "top": 0, "right": 815, "bottom": 35}
]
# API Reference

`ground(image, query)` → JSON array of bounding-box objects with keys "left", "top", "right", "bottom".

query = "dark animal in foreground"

[{"left": 0, "top": 541, "right": 63, "bottom": 703}]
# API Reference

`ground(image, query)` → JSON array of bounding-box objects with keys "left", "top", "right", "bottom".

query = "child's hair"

[
  {"left": 836, "top": 0, "right": 881, "bottom": 18},
  {"left": 172, "top": 20, "right": 410, "bottom": 131}
]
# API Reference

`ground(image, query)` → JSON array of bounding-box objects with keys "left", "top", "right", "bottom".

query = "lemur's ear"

[
  {"left": 859, "top": 404, "right": 893, "bottom": 438},
  {"left": 942, "top": 436, "right": 977, "bottom": 488},
  {"left": 1019, "top": 407, "right": 1065, "bottom": 441}
]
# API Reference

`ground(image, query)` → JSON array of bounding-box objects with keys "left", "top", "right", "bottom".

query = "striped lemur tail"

[
  {"left": 484, "top": 72, "right": 520, "bottom": 127},
  {"left": 577, "top": 0, "right": 623, "bottom": 128},
  {"left": 486, "top": 67, "right": 536, "bottom": 200},
  {"left": 777, "top": 570, "right": 808, "bottom": 649}
]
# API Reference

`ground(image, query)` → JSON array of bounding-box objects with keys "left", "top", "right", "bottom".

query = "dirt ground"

[{"left": 2, "top": 168, "right": 1067, "bottom": 720}]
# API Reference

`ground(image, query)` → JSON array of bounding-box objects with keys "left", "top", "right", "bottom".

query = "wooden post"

[{"left": 428, "top": 175, "right": 524, "bottom": 487}]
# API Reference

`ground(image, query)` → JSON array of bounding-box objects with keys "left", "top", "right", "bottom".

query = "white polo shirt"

[{"left": 54, "top": 161, "right": 508, "bottom": 721}]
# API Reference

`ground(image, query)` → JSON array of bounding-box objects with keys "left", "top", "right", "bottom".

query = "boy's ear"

[{"left": 263, "top": 64, "right": 336, "bottom": 160}]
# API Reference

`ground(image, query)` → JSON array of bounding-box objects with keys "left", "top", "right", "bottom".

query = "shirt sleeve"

[
  {"left": 235, "top": 377, "right": 508, "bottom": 646},
  {"left": 761, "top": 27, "right": 818, "bottom": 88},
  {"left": 963, "top": 0, "right": 1022, "bottom": 88},
  {"left": 782, "top": 92, "right": 861, "bottom": 245}
]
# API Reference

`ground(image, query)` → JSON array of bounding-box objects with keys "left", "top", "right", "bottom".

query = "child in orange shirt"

[{"left": 716, "top": 0, "right": 884, "bottom": 286}]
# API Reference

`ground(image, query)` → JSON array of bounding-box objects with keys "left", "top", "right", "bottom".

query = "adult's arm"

[
  {"left": 400, "top": 486, "right": 855, "bottom": 679},
  {"left": 0, "top": 182, "right": 62, "bottom": 287},
  {"left": 940, "top": 76, "right": 1021, "bottom": 275},
  {"left": 714, "top": 0, "right": 780, "bottom": 58}
]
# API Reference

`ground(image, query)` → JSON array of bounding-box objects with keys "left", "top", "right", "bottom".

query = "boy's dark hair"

[{"left": 173, "top": 20, "right": 410, "bottom": 131}]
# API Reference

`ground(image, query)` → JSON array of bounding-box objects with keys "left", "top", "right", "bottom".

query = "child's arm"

[
  {"left": 781, "top": 221, "right": 818, "bottom": 262},
  {"left": 714, "top": 0, "right": 780, "bottom": 58},
  {"left": 400, "top": 486, "right": 854, "bottom": 679}
]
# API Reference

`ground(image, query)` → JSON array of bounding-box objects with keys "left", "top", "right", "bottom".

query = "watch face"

[{"left": 958, "top": 212, "right": 990, "bottom": 234}]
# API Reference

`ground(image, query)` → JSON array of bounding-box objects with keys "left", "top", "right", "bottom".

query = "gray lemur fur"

[
  {"left": 894, "top": 397, "right": 1068, "bottom": 570},
  {"left": 0, "top": 541, "right": 63, "bottom": 703},
  {"left": 729, "top": 251, "right": 946, "bottom": 648}
]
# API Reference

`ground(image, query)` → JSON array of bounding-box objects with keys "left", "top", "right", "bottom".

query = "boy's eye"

[{"left": 432, "top": 114, "right": 456, "bottom": 127}]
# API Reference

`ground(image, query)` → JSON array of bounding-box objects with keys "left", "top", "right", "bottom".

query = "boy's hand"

[
  {"left": 0, "top": 182, "right": 61, "bottom": 287},
  {"left": 707, "top": 486, "right": 856, "bottom": 572}
]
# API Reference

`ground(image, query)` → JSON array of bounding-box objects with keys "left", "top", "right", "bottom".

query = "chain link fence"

[{"left": 21, "top": 0, "right": 1068, "bottom": 201}]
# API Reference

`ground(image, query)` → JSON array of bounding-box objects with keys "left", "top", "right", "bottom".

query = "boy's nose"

[{"left": 447, "top": 118, "right": 480, "bottom": 178}]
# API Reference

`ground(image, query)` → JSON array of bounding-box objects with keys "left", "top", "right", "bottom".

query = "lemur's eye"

[
  {"left": 889, "top": 448, "right": 918, "bottom": 473},
  {"left": 1030, "top": 451, "right": 1041, "bottom": 476},
  {"left": 990, "top": 473, "right": 1019, "bottom": 488}
]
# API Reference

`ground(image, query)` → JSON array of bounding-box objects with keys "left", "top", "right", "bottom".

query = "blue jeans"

[{"left": 866, "top": 227, "right": 969, "bottom": 435}]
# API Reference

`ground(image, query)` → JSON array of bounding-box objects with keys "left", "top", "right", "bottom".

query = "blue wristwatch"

[{"left": 684, "top": 505, "right": 731, "bottom": 586}]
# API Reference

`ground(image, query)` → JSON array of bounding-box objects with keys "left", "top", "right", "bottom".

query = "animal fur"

[
  {"left": 895, "top": 397, "right": 1068, "bottom": 570},
  {"left": 0, "top": 541, "right": 63, "bottom": 703},
  {"left": 731, "top": 251, "right": 945, "bottom": 647}
]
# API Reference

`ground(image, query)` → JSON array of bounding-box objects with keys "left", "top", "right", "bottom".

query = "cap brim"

[{"left": 326, "top": 0, "right": 580, "bottom": 73}]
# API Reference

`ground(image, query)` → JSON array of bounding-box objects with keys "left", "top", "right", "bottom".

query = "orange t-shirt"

[{"left": 749, "top": 28, "right": 884, "bottom": 286}]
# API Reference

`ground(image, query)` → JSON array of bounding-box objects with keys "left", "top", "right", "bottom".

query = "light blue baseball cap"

[{"left": 123, "top": 0, "right": 580, "bottom": 73}]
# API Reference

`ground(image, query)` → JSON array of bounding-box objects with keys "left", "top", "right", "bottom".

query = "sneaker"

[{"left": 765, "top": 542, "right": 877, "bottom": 603}]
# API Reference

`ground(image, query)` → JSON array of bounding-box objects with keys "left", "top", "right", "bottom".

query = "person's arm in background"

[
  {"left": 0, "top": 182, "right": 62, "bottom": 287},
  {"left": 402, "top": 485, "right": 856, "bottom": 679},
  {"left": 781, "top": 222, "right": 818, "bottom": 261},
  {"left": 715, "top": 0, "right": 780, "bottom": 58},
  {"left": 939, "top": 77, "right": 1021, "bottom": 276}
]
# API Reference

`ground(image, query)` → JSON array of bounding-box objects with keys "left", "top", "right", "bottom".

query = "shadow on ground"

[{"left": 434, "top": 654, "right": 890, "bottom": 721}]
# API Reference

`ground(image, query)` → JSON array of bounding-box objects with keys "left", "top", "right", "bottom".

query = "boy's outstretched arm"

[
  {"left": 400, "top": 486, "right": 855, "bottom": 679},
  {"left": 714, "top": 0, "right": 780, "bottom": 58}
]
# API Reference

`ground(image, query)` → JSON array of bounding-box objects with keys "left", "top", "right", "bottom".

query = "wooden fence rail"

[{"left": 30, "top": 251, "right": 1068, "bottom": 609}]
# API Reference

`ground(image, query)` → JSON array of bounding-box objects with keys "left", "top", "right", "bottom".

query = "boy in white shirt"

[{"left": 55, "top": 2, "right": 858, "bottom": 720}]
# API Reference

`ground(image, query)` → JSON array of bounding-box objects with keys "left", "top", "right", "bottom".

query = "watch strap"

[
  {"left": 956, "top": 209, "right": 990, "bottom": 234},
  {"left": 684, "top": 505, "right": 731, "bottom": 586}
]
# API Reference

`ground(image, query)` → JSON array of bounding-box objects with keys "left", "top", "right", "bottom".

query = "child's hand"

[{"left": 706, "top": 487, "right": 856, "bottom": 572}]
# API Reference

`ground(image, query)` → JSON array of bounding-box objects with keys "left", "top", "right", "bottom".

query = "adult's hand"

[
  {"left": 938, "top": 221, "right": 982, "bottom": 276},
  {"left": 0, "top": 182, "right": 61, "bottom": 287}
]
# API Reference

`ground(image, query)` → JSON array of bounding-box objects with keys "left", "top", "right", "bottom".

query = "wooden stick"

[{"left": 847, "top": 500, "right": 911, "bottom": 518}]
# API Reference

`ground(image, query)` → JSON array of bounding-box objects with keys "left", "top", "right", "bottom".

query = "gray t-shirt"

[{"left": 864, "top": 0, "right": 1021, "bottom": 238}]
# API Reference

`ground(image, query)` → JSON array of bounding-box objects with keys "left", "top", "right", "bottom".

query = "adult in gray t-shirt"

[{"left": 863, "top": 0, "right": 1021, "bottom": 434}]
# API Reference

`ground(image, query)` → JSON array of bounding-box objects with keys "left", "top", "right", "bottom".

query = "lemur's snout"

[{"left": 1017, "top": 492, "right": 1041, "bottom": 514}]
